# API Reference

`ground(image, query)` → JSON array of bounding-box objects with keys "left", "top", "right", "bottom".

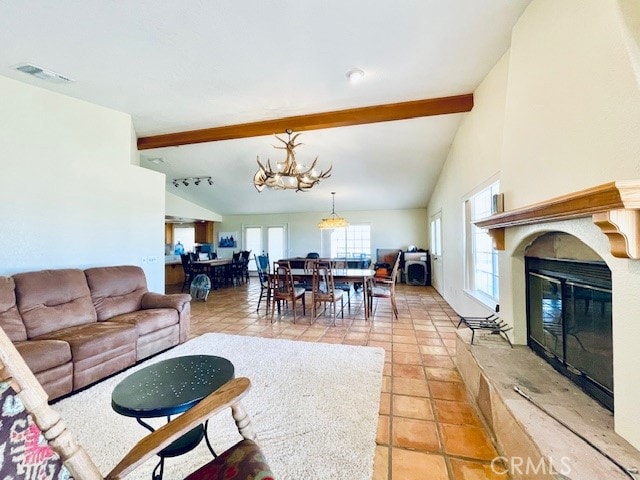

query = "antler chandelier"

[{"left": 253, "top": 129, "right": 331, "bottom": 192}]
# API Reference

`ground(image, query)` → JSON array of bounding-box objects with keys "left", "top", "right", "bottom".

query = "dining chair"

[
  {"left": 269, "top": 261, "right": 306, "bottom": 323},
  {"left": 367, "top": 252, "right": 401, "bottom": 319},
  {"left": 240, "top": 250, "right": 252, "bottom": 283},
  {"left": 0, "top": 327, "right": 274, "bottom": 480},
  {"left": 294, "top": 258, "right": 316, "bottom": 292},
  {"left": 254, "top": 253, "right": 271, "bottom": 313},
  {"left": 228, "top": 251, "right": 245, "bottom": 286},
  {"left": 311, "top": 260, "right": 344, "bottom": 324},
  {"left": 180, "top": 254, "right": 206, "bottom": 292},
  {"left": 330, "top": 260, "right": 352, "bottom": 310}
]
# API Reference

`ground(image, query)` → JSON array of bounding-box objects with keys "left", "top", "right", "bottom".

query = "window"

[
  {"left": 173, "top": 226, "right": 196, "bottom": 254},
  {"left": 465, "top": 181, "right": 499, "bottom": 301},
  {"left": 323, "top": 224, "right": 371, "bottom": 259},
  {"left": 430, "top": 215, "right": 441, "bottom": 256}
]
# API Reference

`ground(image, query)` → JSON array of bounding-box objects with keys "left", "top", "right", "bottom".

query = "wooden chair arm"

[{"left": 105, "top": 377, "right": 252, "bottom": 480}]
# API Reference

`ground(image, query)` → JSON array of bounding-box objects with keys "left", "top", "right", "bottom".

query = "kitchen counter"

[
  {"left": 165, "top": 254, "right": 181, "bottom": 265},
  {"left": 165, "top": 258, "right": 184, "bottom": 286}
]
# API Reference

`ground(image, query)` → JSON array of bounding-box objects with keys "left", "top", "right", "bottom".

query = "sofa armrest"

[{"left": 141, "top": 292, "right": 191, "bottom": 311}]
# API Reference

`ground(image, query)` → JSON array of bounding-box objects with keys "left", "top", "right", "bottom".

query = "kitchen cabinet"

[
  {"left": 165, "top": 263, "right": 184, "bottom": 286},
  {"left": 165, "top": 223, "right": 173, "bottom": 245},
  {"left": 195, "top": 221, "right": 215, "bottom": 244}
]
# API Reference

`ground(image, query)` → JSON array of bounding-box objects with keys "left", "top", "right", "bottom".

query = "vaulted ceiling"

[{"left": 0, "top": 0, "right": 532, "bottom": 216}]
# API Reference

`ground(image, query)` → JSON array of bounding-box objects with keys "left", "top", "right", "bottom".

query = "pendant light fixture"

[
  {"left": 318, "top": 192, "right": 349, "bottom": 229},
  {"left": 253, "top": 129, "right": 332, "bottom": 192}
]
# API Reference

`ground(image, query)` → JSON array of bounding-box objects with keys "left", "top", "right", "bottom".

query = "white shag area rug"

[{"left": 54, "top": 333, "right": 385, "bottom": 480}]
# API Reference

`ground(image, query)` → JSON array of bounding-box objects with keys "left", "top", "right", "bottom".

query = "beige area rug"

[{"left": 54, "top": 333, "right": 385, "bottom": 480}]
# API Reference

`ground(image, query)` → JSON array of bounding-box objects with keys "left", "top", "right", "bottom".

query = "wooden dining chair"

[
  {"left": 311, "top": 261, "right": 344, "bottom": 324},
  {"left": 269, "top": 261, "right": 306, "bottom": 324},
  {"left": 330, "top": 260, "right": 352, "bottom": 310},
  {"left": 367, "top": 252, "right": 401, "bottom": 319},
  {"left": 294, "top": 258, "right": 315, "bottom": 292},
  {"left": 0, "top": 326, "right": 274, "bottom": 480}
]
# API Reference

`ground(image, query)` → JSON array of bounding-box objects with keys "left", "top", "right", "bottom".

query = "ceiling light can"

[{"left": 346, "top": 68, "right": 365, "bottom": 83}]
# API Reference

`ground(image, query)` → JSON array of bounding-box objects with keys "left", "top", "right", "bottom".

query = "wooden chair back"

[
  {"left": 271, "top": 261, "right": 295, "bottom": 297},
  {"left": 270, "top": 261, "right": 305, "bottom": 323},
  {"left": 311, "top": 261, "right": 343, "bottom": 322}
]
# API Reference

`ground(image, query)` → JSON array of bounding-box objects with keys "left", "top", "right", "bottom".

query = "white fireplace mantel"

[{"left": 475, "top": 180, "right": 640, "bottom": 259}]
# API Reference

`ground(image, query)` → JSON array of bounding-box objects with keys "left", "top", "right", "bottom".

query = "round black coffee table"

[{"left": 111, "top": 355, "right": 234, "bottom": 480}]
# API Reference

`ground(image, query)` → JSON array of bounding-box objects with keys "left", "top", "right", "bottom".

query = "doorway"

[
  {"left": 430, "top": 211, "right": 443, "bottom": 293},
  {"left": 243, "top": 225, "right": 287, "bottom": 271}
]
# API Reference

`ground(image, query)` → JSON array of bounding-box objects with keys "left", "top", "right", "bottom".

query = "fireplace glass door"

[
  {"left": 528, "top": 273, "right": 563, "bottom": 358},
  {"left": 526, "top": 258, "right": 613, "bottom": 410},
  {"left": 564, "top": 282, "right": 613, "bottom": 394}
]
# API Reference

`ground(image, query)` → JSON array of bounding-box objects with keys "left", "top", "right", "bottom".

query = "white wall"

[
  {"left": 166, "top": 191, "right": 222, "bottom": 222},
  {"left": 0, "top": 75, "right": 166, "bottom": 292},
  {"left": 217, "top": 208, "right": 428, "bottom": 259},
  {"left": 501, "top": 0, "right": 640, "bottom": 207},
  {"left": 426, "top": 50, "right": 510, "bottom": 315},
  {"left": 427, "top": 0, "right": 640, "bottom": 449}
]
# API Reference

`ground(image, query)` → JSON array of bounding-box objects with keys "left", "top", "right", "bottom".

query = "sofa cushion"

[
  {"left": 14, "top": 340, "right": 71, "bottom": 374},
  {"left": 0, "top": 277, "right": 27, "bottom": 342},
  {"left": 13, "top": 269, "right": 96, "bottom": 338},
  {"left": 34, "top": 321, "right": 136, "bottom": 362},
  {"left": 85, "top": 266, "right": 148, "bottom": 320},
  {"left": 109, "top": 308, "right": 178, "bottom": 336},
  {"left": 33, "top": 363, "right": 74, "bottom": 401}
]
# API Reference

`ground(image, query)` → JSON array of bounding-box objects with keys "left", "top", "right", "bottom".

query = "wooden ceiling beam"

[{"left": 137, "top": 93, "right": 473, "bottom": 150}]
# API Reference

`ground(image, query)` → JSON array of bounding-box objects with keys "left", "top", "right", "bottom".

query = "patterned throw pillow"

[
  {"left": 0, "top": 382, "right": 70, "bottom": 480},
  {"left": 184, "top": 438, "right": 275, "bottom": 480}
]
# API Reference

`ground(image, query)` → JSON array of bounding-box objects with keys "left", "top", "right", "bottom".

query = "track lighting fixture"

[{"left": 171, "top": 176, "right": 214, "bottom": 188}]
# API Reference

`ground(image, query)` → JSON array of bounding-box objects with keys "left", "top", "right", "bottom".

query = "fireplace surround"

[{"left": 472, "top": 180, "right": 640, "bottom": 452}]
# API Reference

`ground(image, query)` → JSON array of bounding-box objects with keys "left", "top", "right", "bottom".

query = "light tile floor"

[{"left": 171, "top": 280, "right": 508, "bottom": 480}]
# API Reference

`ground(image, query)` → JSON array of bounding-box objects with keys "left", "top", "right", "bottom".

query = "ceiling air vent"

[{"left": 15, "top": 63, "right": 74, "bottom": 84}]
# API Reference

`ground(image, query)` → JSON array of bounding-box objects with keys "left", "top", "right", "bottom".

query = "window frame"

[
  {"left": 320, "top": 224, "right": 371, "bottom": 260},
  {"left": 464, "top": 179, "right": 500, "bottom": 306},
  {"left": 242, "top": 224, "right": 288, "bottom": 271}
]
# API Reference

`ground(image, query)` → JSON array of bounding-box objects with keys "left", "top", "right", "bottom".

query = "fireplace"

[
  {"left": 525, "top": 242, "right": 613, "bottom": 410},
  {"left": 471, "top": 181, "right": 640, "bottom": 450}
]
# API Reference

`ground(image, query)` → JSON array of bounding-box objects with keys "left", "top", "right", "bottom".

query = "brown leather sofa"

[{"left": 0, "top": 265, "right": 191, "bottom": 400}]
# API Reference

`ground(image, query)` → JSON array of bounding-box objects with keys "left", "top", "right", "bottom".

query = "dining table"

[
  {"left": 193, "top": 258, "right": 232, "bottom": 267},
  {"left": 289, "top": 268, "right": 375, "bottom": 319},
  {"left": 193, "top": 258, "right": 233, "bottom": 289}
]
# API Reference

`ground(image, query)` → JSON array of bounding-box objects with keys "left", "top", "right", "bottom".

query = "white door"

[
  {"left": 267, "top": 226, "right": 285, "bottom": 265},
  {"left": 242, "top": 225, "right": 286, "bottom": 272},
  {"left": 244, "top": 227, "right": 262, "bottom": 271},
  {"left": 430, "top": 212, "right": 443, "bottom": 294}
]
